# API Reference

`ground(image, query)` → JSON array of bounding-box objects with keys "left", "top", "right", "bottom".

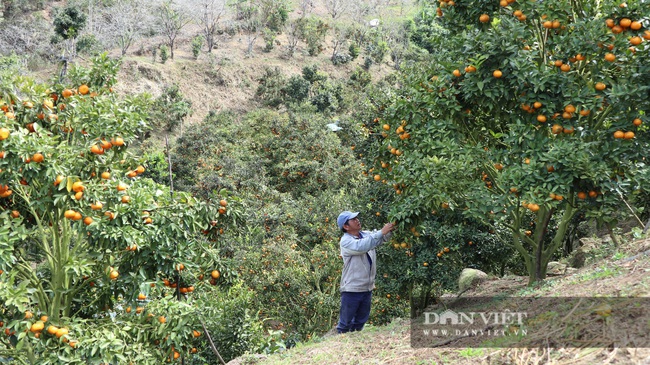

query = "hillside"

[{"left": 229, "top": 236, "right": 650, "bottom": 365}]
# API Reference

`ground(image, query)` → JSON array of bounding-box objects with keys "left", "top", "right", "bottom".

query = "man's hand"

[{"left": 380, "top": 222, "right": 395, "bottom": 235}]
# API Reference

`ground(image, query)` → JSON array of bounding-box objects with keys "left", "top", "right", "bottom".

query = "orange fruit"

[
  {"left": 116, "top": 182, "right": 128, "bottom": 191},
  {"left": 121, "top": 195, "right": 131, "bottom": 204},
  {"left": 47, "top": 325, "right": 59, "bottom": 335},
  {"left": 537, "top": 115, "right": 547, "bottom": 123},
  {"left": 577, "top": 191, "right": 587, "bottom": 199},
  {"left": 211, "top": 270, "right": 221, "bottom": 279},
  {"left": 11, "top": 210, "right": 20, "bottom": 218},
  {"left": 604, "top": 53, "right": 616, "bottom": 62},
  {"left": 452, "top": 69, "right": 462, "bottom": 77},
  {"left": 109, "top": 270, "right": 119, "bottom": 280},
  {"left": 101, "top": 171, "right": 111, "bottom": 179},
  {"left": 78, "top": 85, "right": 90, "bottom": 95},
  {"left": 551, "top": 124, "right": 563, "bottom": 134},
  {"left": 177, "top": 263, "right": 185, "bottom": 271},
  {"left": 54, "top": 175, "right": 64, "bottom": 186},
  {"left": 75, "top": 191, "right": 83, "bottom": 201},
  {"left": 55, "top": 327, "right": 68, "bottom": 338},
  {"left": 90, "top": 144, "right": 104, "bottom": 155},
  {"left": 588, "top": 190, "right": 598, "bottom": 198},
  {"left": 32, "top": 153, "right": 44, "bottom": 163},
  {"left": 595, "top": 82, "right": 606, "bottom": 91},
  {"left": 0, "top": 127, "right": 11, "bottom": 140},
  {"left": 619, "top": 18, "right": 631, "bottom": 28},
  {"left": 111, "top": 137, "right": 125, "bottom": 146},
  {"left": 72, "top": 212, "right": 82, "bottom": 221},
  {"left": 613, "top": 130, "right": 625, "bottom": 139},
  {"left": 493, "top": 70, "right": 503, "bottom": 78},
  {"left": 560, "top": 64, "right": 571, "bottom": 72},
  {"left": 158, "top": 316, "right": 166, "bottom": 324},
  {"left": 633, "top": 118, "right": 642, "bottom": 126},
  {"left": 629, "top": 36, "right": 642, "bottom": 46},
  {"left": 624, "top": 131, "right": 635, "bottom": 139},
  {"left": 193, "top": 330, "right": 201, "bottom": 337},
  {"left": 62, "top": 89, "right": 74, "bottom": 98},
  {"left": 100, "top": 139, "right": 112, "bottom": 150},
  {"left": 528, "top": 203, "right": 540, "bottom": 212},
  {"left": 83, "top": 217, "right": 93, "bottom": 225},
  {"left": 479, "top": 14, "right": 490, "bottom": 23},
  {"left": 137, "top": 293, "right": 146, "bottom": 301}
]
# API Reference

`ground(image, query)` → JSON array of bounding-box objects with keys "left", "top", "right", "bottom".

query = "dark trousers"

[{"left": 337, "top": 291, "right": 372, "bottom": 333}]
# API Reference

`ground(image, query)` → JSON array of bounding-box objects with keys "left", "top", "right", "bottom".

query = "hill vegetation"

[{"left": 0, "top": 0, "right": 648, "bottom": 364}]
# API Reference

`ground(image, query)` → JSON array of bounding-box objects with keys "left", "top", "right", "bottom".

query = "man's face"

[{"left": 344, "top": 216, "right": 361, "bottom": 231}]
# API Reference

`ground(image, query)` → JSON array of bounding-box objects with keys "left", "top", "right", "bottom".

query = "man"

[{"left": 336, "top": 211, "right": 395, "bottom": 334}]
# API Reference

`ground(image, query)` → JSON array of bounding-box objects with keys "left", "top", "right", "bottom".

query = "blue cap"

[{"left": 337, "top": 211, "right": 359, "bottom": 230}]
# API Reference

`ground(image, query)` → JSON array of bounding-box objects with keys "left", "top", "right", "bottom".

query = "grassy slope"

[{"left": 228, "top": 236, "right": 650, "bottom": 365}]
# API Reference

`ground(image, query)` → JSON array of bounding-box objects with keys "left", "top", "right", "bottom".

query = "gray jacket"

[{"left": 339, "top": 230, "right": 392, "bottom": 292}]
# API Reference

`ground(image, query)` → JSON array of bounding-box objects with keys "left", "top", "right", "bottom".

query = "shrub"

[
  {"left": 331, "top": 52, "right": 352, "bottom": 65},
  {"left": 262, "top": 28, "right": 276, "bottom": 53},
  {"left": 147, "top": 84, "right": 192, "bottom": 132},
  {"left": 348, "top": 42, "right": 360, "bottom": 60},
  {"left": 159, "top": 44, "right": 170, "bottom": 63},
  {"left": 348, "top": 67, "right": 371, "bottom": 90},
  {"left": 301, "top": 64, "right": 327, "bottom": 84},
  {"left": 284, "top": 75, "right": 310, "bottom": 104},
  {"left": 255, "top": 67, "right": 287, "bottom": 108},
  {"left": 76, "top": 33, "right": 102, "bottom": 55},
  {"left": 191, "top": 35, "right": 204, "bottom": 59}
]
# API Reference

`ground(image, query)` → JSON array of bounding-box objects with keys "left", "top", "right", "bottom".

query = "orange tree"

[
  {"left": 0, "top": 55, "right": 246, "bottom": 363},
  {"left": 366, "top": 0, "right": 649, "bottom": 285}
]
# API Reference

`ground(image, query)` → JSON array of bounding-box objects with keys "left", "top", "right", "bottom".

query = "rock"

[
  {"left": 368, "top": 19, "right": 380, "bottom": 27},
  {"left": 570, "top": 247, "right": 586, "bottom": 268},
  {"left": 546, "top": 261, "right": 567, "bottom": 276},
  {"left": 458, "top": 268, "right": 488, "bottom": 292}
]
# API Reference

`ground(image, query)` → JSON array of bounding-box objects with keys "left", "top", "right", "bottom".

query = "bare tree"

[
  {"left": 0, "top": 18, "right": 55, "bottom": 58},
  {"left": 232, "top": 0, "right": 288, "bottom": 57},
  {"left": 297, "top": 0, "right": 314, "bottom": 17},
  {"left": 100, "top": 0, "right": 150, "bottom": 56},
  {"left": 330, "top": 22, "right": 351, "bottom": 60},
  {"left": 284, "top": 18, "right": 301, "bottom": 57},
  {"left": 193, "top": 0, "right": 227, "bottom": 53},
  {"left": 156, "top": 0, "right": 192, "bottom": 59},
  {"left": 322, "top": 0, "right": 348, "bottom": 20}
]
